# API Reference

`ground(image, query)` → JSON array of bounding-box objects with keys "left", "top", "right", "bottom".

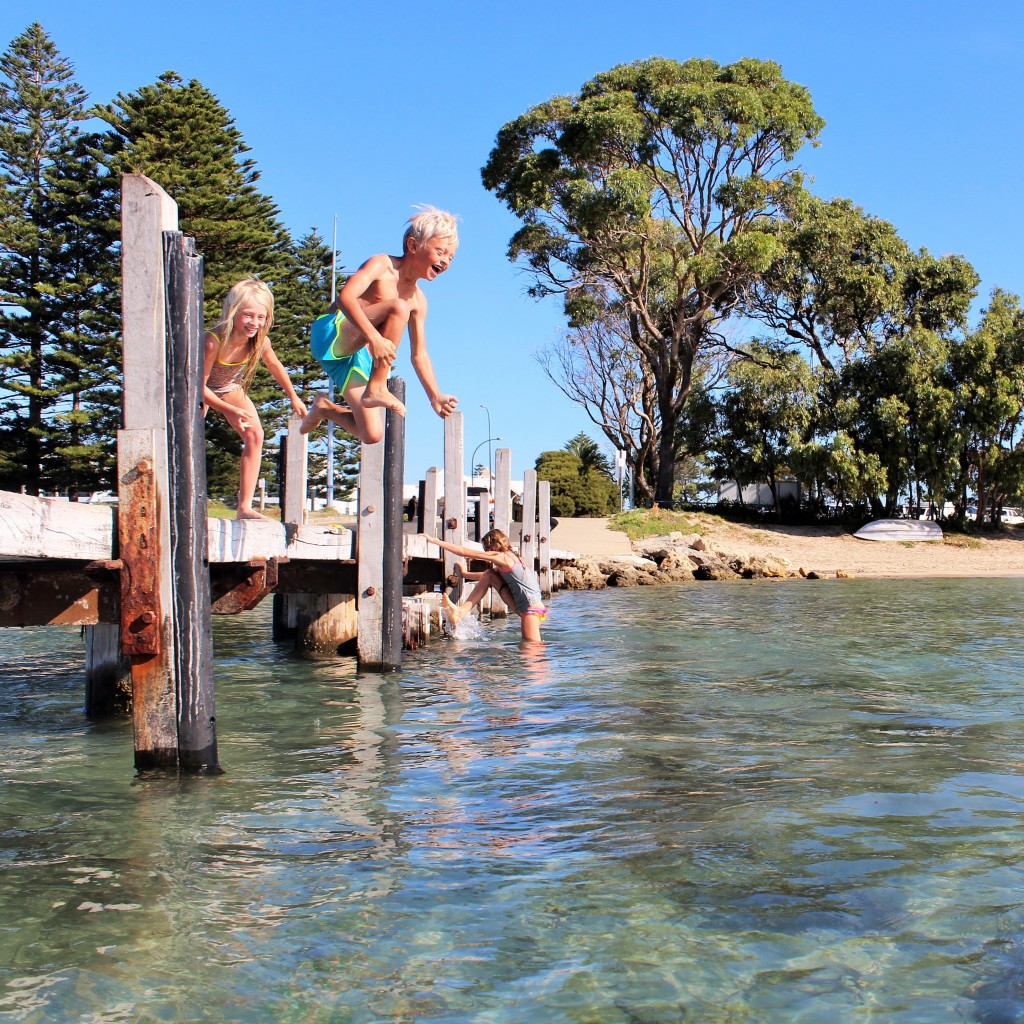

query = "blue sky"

[{"left": 5, "top": 1, "right": 1023, "bottom": 482}]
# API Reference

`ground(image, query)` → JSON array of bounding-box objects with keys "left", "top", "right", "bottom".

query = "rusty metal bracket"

[
  {"left": 118, "top": 457, "right": 162, "bottom": 656},
  {"left": 211, "top": 557, "right": 282, "bottom": 615}
]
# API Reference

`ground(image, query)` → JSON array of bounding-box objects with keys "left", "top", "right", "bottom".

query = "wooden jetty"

[{"left": 0, "top": 174, "right": 574, "bottom": 774}]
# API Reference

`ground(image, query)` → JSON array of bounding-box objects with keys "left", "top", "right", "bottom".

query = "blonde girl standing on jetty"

[{"left": 202, "top": 278, "right": 307, "bottom": 520}]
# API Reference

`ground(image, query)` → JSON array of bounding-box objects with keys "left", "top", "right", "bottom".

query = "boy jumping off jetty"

[{"left": 300, "top": 206, "right": 459, "bottom": 444}]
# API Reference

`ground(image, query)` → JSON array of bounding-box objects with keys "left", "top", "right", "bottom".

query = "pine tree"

[
  {"left": 100, "top": 71, "right": 290, "bottom": 317},
  {"left": 41, "top": 131, "right": 121, "bottom": 497},
  {"left": 0, "top": 22, "right": 118, "bottom": 495},
  {"left": 100, "top": 71, "right": 293, "bottom": 496}
]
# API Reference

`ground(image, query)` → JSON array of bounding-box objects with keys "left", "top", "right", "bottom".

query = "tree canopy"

[{"left": 483, "top": 56, "right": 825, "bottom": 504}]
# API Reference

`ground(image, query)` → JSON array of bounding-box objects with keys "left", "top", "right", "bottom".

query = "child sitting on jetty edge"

[
  {"left": 427, "top": 529, "right": 548, "bottom": 643},
  {"left": 300, "top": 206, "right": 460, "bottom": 444}
]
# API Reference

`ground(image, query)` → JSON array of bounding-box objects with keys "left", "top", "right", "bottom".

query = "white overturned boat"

[{"left": 854, "top": 519, "right": 943, "bottom": 542}]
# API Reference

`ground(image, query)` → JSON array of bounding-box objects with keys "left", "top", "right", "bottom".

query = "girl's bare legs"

[
  {"left": 442, "top": 568, "right": 506, "bottom": 624},
  {"left": 220, "top": 390, "right": 266, "bottom": 520},
  {"left": 519, "top": 613, "right": 543, "bottom": 643}
]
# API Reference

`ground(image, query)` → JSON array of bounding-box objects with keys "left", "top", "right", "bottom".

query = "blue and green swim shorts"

[{"left": 310, "top": 311, "right": 373, "bottom": 393}]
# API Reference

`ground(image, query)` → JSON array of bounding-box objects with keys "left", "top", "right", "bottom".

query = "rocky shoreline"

[{"left": 563, "top": 529, "right": 849, "bottom": 590}]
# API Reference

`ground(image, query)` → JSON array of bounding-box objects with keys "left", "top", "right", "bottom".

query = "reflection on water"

[{"left": 2, "top": 578, "right": 1024, "bottom": 1022}]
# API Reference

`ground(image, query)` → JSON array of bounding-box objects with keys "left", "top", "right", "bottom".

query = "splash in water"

[{"left": 441, "top": 610, "right": 485, "bottom": 639}]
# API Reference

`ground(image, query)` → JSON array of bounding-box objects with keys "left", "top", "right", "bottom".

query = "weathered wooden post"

[
  {"left": 441, "top": 413, "right": 465, "bottom": 583},
  {"left": 491, "top": 447, "right": 512, "bottom": 618},
  {"left": 163, "top": 229, "right": 217, "bottom": 771},
  {"left": 381, "top": 377, "right": 406, "bottom": 671},
  {"left": 538, "top": 480, "right": 552, "bottom": 599},
  {"left": 84, "top": 625, "right": 131, "bottom": 715},
  {"left": 416, "top": 479, "right": 426, "bottom": 533},
  {"left": 520, "top": 468, "right": 538, "bottom": 568},
  {"left": 119, "top": 173, "right": 218, "bottom": 773},
  {"left": 271, "top": 435, "right": 293, "bottom": 641},
  {"left": 357, "top": 429, "right": 386, "bottom": 670},
  {"left": 423, "top": 466, "right": 440, "bottom": 538}
]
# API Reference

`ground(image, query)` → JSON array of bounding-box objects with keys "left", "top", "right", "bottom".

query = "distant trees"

[
  {"left": 536, "top": 433, "right": 618, "bottom": 517},
  {"left": 0, "top": 23, "right": 120, "bottom": 496}
]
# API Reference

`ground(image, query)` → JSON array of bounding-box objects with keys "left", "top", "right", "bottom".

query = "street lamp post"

[
  {"left": 470, "top": 437, "right": 502, "bottom": 482},
  {"left": 480, "top": 404, "right": 493, "bottom": 482}
]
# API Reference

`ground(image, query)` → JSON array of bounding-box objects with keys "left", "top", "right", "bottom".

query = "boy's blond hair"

[
  {"left": 209, "top": 277, "right": 274, "bottom": 390},
  {"left": 403, "top": 205, "right": 459, "bottom": 251}
]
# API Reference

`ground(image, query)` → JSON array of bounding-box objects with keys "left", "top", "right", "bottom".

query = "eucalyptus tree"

[
  {"left": 836, "top": 328, "right": 956, "bottom": 516},
  {"left": 537, "top": 311, "right": 659, "bottom": 503},
  {"left": 744, "top": 196, "right": 978, "bottom": 374},
  {"left": 482, "top": 56, "right": 824, "bottom": 505},
  {"left": 711, "top": 341, "right": 813, "bottom": 518},
  {"left": 948, "top": 289, "right": 1024, "bottom": 521},
  {"left": 0, "top": 22, "right": 119, "bottom": 495}
]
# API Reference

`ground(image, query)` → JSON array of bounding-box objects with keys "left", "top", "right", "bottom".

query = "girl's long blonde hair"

[
  {"left": 208, "top": 277, "right": 274, "bottom": 391},
  {"left": 482, "top": 528, "right": 525, "bottom": 565}
]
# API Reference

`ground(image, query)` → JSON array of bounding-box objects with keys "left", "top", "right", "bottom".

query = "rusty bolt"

[
  {"left": 365, "top": 504, "right": 375, "bottom": 514},
  {"left": 365, "top": 586, "right": 376, "bottom": 597},
  {"left": 141, "top": 611, "right": 156, "bottom": 624},
  {"left": 446, "top": 517, "right": 458, "bottom": 530},
  {"left": 138, "top": 458, "right": 152, "bottom": 474},
  {"left": 524, "top": 534, "right": 532, "bottom": 544},
  {"left": 540, "top": 536, "right": 548, "bottom": 543}
]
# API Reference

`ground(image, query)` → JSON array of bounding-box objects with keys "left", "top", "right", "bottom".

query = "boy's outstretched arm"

[{"left": 409, "top": 297, "right": 457, "bottom": 417}]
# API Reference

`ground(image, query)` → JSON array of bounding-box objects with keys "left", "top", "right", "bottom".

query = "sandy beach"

[{"left": 551, "top": 516, "right": 1024, "bottom": 580}]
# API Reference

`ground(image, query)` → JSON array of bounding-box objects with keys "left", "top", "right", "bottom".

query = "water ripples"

[{"left": 2, "top": 578, "right": 1024, "bottom": 1020}]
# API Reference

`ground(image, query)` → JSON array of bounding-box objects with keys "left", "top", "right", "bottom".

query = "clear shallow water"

[{"left": 2, "top": 578, "right": 1024, "bottom": 1023}]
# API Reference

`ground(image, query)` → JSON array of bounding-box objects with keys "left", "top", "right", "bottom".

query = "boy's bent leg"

[{"left": 343, "top": 383, "right": 385, "bottom": 444}]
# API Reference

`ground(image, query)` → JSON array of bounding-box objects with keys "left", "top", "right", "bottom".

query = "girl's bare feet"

[
  {"left": 236, "top": 506, "right": 270, "bottom": 521},
  {"left": 441, "top": 592, "right": 465, "bottom": 625}
]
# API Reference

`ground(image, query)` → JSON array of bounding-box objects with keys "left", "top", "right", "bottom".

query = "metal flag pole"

[{"left": 326, "top": 214, "right": 337, "bottom": 507}]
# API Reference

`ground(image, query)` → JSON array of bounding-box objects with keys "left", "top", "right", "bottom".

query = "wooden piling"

[
  {"left": 423, "top": 466, "right": 440, "bottom": 538},
  {"left": 521, "top": 468, "right": 538, "bottom": 568},
  {"left": 538, "top": 480, "right": 552, "bottom": 599},
  {"left": 442, "top": 413, "right": 465, "bottom": 582},
  {"left": 84, "top": 624, "right": 131, "bottom": 716},
  {"left": 382, "top": 377, "right": 406, "bottom": 671},
  {"left": 488, "top": 449, "right": 512, "bottom": 618},
  {"left": 119, "top": 174, "right": 181, "bottom": 772},
  {"left": 356, "top": 432, "right": 386, "bottom": 670},
  {"left": 163, "top": 229, "right": 218, "bottom": 772},
  {"left": 292, "top": 593, "right": 357, "bottom": 657},
  {"left": 493, "top": 448, "right": 511, "bottom": 537}
]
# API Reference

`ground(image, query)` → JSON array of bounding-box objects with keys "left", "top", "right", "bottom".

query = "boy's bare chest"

[{"left": 362, "top": 267, "right": 419, "bottom": 306}]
